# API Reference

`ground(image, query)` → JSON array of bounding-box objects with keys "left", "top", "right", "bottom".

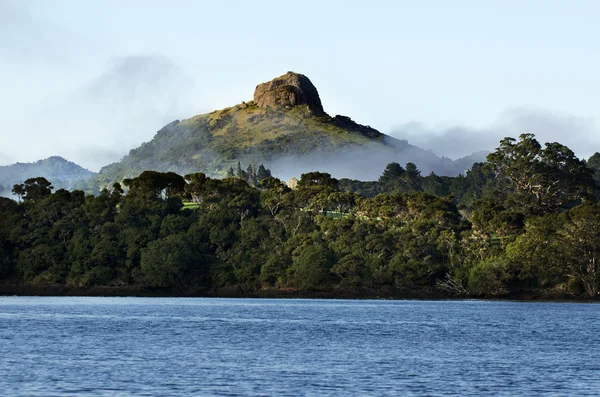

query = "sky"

[{"left": 1, "top": 0, "right": 599, "bottom": 170}]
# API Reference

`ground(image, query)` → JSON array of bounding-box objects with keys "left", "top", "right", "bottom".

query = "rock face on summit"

[{"left": 253, "top": 72, "right": 326, "bottom": 116}]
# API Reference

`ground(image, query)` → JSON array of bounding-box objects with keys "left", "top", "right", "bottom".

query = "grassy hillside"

[
  {"left": 96, "top": 72, "right": 480, "bottom": 186},
  {"left": 97, "top": 102, "right": 410, "bottom": 184}
]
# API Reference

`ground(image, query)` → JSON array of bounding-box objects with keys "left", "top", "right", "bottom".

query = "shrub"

[{"left": 468, "top": 256, "right": 509, "bottom": 295}]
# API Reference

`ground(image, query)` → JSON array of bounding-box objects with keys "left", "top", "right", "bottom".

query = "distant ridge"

[
  {"left": 453, "top": 151, "right": 490, "bottom": 174},
  {"left": 0, "top": 156, "right": 96, "bottom": 196}
]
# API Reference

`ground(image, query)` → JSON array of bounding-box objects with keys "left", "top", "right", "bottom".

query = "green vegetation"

[
  {"left": 94, "top": 101, "right": 475, "bottom": 188},
  {"left": 95, "top": 104, "right": 384, "bottom": 185},
  {"left": 2, "top": 134, "right": 600, "bottom": 299}
]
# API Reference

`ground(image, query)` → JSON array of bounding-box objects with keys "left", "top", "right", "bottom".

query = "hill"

[
  {"left": 0, "top": 156, "right": 96, "bottom": 197},
  {"left": 452, "top": 151, "right": 490, "bottom": 173},
  {"left": 96, "top": 72, "right": 481, "bottom": 186}
]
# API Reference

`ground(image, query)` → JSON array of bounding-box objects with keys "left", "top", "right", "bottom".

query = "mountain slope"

[
  {"left": 0, "top": 156, "right": 96, "bottom": 196},
  {"left": 97, "top": 72, "right": 479, "bottom": 185},
  {"left": 453, "top": 151, "right": 490, "bottom": 173}
]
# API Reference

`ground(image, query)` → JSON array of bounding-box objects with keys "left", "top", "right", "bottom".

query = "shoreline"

[{"left": 0, "top": 284, "right": 598, "bottom": 302}]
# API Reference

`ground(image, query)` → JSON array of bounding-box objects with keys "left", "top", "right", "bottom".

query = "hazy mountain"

[
  {"left": 96, "top": 72, "right": 486, "bottom": 186},
  {"left": 452, "top": 151, "right": 490, "bottom": 174},
  {"left": 0, "top": 156, "right": 96, "bottom": 197}
]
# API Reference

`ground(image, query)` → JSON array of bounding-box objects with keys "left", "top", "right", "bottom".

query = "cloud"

[
  {"left": 0, "top": 1, "right": 69, "bottom": 63},
  {"left": 33, "top": 55, "right": 199, "bottom": 171},
  {"left": 60, "top": 147, "right": 122, "bottom": 171},
  {"left": 391, "top": 107, "right": 600, "bottom": 160}
]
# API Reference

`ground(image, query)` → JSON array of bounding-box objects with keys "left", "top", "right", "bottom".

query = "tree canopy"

[{"left": 1, "top": 134, "right": 600, "bottom": 298}]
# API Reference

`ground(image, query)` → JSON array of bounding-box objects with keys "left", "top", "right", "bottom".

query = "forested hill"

[
  {"left": 2, "top": 134, "right": 600, "bottom": 299},
  {"left": 0, "top": 156, "right": 95, "bottom": 197},
  {"left": 95, "top": 72, "right": 486, "bottom": 187}
]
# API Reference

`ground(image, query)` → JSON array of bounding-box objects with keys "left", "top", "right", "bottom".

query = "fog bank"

[{"left": 392, "top": 107, "right": 600, "bottom": 160}]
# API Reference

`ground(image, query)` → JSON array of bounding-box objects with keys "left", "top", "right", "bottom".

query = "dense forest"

[{"left": 1, "top": 134, "right": 600, "bottom": 298}]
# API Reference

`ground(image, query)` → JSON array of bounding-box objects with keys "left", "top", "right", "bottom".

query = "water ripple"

[{"left": 0, "top": 297, "right": 599, "bottom": 396}]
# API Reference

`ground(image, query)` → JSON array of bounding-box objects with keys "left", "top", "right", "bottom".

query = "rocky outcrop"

[
  {"left": 332, "top": 115, "right": 383, "bottom": 139},
  {"left": 253, "top": 71, "right": 326, "bottom": 116}
]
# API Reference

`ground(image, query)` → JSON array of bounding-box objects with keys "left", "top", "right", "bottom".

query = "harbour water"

[{"left": 0, "top": 297, "right": 598, "bottom": 396}]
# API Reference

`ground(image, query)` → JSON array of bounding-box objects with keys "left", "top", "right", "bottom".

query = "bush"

[
  {"left": 468, "top": 256, "right": 509, "bottom": 295},
  {"left": 140, "top": 234, "right": 196, "bottom": 288},
  {"left": 289, "top": 243, "right": 333, "bottom": 290},
  {"left": 82, "top": 266, "right": 114, "bottom": 287}
]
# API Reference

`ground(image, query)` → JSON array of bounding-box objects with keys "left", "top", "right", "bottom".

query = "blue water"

[{"left": 0, "top": 297, "right": 599, "bottom": 396}]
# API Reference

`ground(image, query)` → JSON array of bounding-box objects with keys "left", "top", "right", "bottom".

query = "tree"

[
  {"left": 358, "top": 193, "right": 406, "bottom": 220},
  {"left": 507, "top": 203, "right": 600, "bottom": 296},
  {"left": 507, "top": 214, "right": 558, "bottom": 287},
  {"left": 556, "top": 204, "right": 600, "bottom": 296},
  {"left": 331, "top": 254, "right": 367, "bottom": 289},
  {"left": 13, "top": 177, "right": 53, "bottom": 202},
  {"left": 587, "top": 152, "right": 600, "bottom": 200},
  {"left": 220, "top": 178, "right": 261, "bottom": 224},
  {"left": 259, "top": 177, "right": 292, "bottom": 216},
  {"left": 140, "top": 234, "right": 200, "bottom": 288},
  {"left": 295, "top": 172, "right": 339, "bottom": 211},
  {"left": 256, "top": 164, "right": 272, "bottom": 182},
  {"left": 11, "top": 184, "right": 25, "bottom": 202},
  {"left": 236, "top": 161, "right": 247, "bottom": 181},
  {"left": 184, "top": 172, "right": 211, "bottom": 205},
  {"left": 471, "top": 196, "right": 524, "bottom": 248},
  {"left": 289, "top": 241, "right": 333, "bottom": 290},
  {"left": 106, "top": 182, "right": 124, "bottom": 205},
  {"left": 326, "top": 191, "right": 358, "bottom": 214},
  {"left": 467, "top": 256, "right": 510, "bottom": 295},
  {"left": 588, "top": 152, "right": 600, "bottom": 172},
  {"left": 449, "top": 162, "right": 494, "bottom": 206},
  {"left": 539, "top": 142, "right": 594, "bottom": 209},
  {"left": 0, "top": 197, "right": 18, "bottom": 279},
  {"left": 378, "top": 162, "right": 405, "bottom": 184},
  {"left": 246, "top": 163, "right": 256, "bottom": 185},
  {"left": 486, "top": 134, "right": 594, "bottom": 215},
  {"left": 487, "top": 134, "right": 542, "bottom": 191},
  {"left": 402, "top": 162, "right": 422, "bottom": 191},
  {"left": 422, "top": 172, "right": 450, "bottom": 197},
  {"left": 124, "top": 171, "right": 185, "bottom": 200},
  {"left": 297, "top": 172, "right": 338, "bottom": 189}
]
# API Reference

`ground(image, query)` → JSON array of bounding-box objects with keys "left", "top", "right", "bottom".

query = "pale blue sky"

[{"left": 1, "top": 0, "right": 599, "bottom": 170}]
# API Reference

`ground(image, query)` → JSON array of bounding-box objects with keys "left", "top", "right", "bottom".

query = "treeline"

[{"left": 1, "top": 134, "right": 600, "bottom": 297}]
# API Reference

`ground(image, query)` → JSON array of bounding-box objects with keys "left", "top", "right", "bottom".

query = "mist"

[
  {"left": 0, "top": 153, "right": 13, "bottom": 167},
  {"left": 264, "top": 137, "right": 482, "bottom": 182},
  {"left": 2, "top": 0, "right": 600, "bottom": 182},
  {"left": 391, "top": 107, "right": 600, "bottom": 160},
  {"left": 0, "top": 1, "right": 69, "bottom": 63},
  {"left": 263, "top": 107, "right": 600, "bottom": 182},
  {"left": 0, "top": 2, "right": 202, "bottom": 172},
  {"left": 29, "top": 55, "right": 200, "bottom": 171}
]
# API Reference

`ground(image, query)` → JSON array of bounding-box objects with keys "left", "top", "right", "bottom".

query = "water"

[{"left": 0, "top": 297, "right": 599, "bottom": 396}]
